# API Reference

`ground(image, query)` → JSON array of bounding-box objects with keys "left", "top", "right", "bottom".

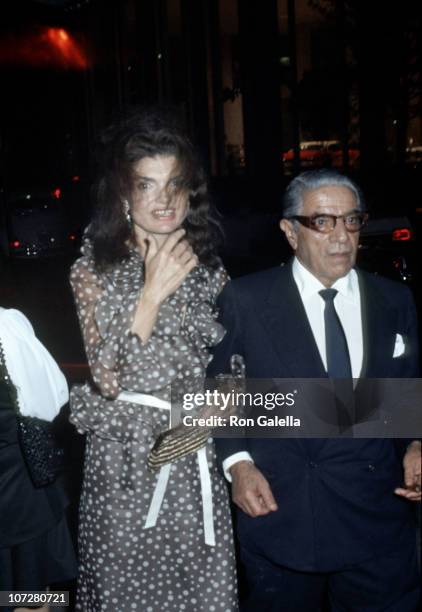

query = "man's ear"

[{"left": 280, "top": 219, "right": 297, "bottom": 250}]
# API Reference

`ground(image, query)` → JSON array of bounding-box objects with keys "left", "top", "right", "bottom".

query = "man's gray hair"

[{"left": 282, "top": 169, "right": 366, "bottom": 218}]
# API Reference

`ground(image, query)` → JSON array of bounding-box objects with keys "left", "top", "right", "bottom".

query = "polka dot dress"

[{"left": 69, "top": 242, "right": 238, "bottom": 612}]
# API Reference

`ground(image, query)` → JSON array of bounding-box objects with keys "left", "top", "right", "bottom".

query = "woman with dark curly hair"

[{"left": 69, "top": 108, "right": 238, "bottom": 611}]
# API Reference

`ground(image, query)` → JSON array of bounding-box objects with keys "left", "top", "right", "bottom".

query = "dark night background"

[{"left": 0, "top": 0, "right": 421, "bottom": 608}]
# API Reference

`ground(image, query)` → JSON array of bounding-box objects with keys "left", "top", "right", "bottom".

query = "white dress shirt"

[
  {"left": 222, "top": 257, "right": 363, "bottom": 481},
  {"left": 292, "top": 258, "right": 363, "bottom": 377}
]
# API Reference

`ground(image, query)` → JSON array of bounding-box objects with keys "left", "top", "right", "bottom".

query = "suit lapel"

[
  {"left": 258, "top": 263, "right": 327, "bottom": 378},
  {"left": 358, "top": 271, "right": 397, "bottom": 377},
  {"left": 258, "top": 264, "right": 326, "bottom": 455}
]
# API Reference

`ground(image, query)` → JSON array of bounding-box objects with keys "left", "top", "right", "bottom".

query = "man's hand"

[
  {"left": 230, "top": 461, "right": 278, "bottom": 517},
  {"left": 394, "top": 440, "right": 421, "bottom": 502}
]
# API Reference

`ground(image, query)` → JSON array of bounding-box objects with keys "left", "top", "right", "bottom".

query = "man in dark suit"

[{"left": 208, "top": 170, "right": 421, "bottom": 611}]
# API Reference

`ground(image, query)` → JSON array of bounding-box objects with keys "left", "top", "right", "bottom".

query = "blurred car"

[
  {"left": 358, "top": 215, "right": 418, "bottom": 290},
  {"left": 0, "top": 189, "right": 77, "bottom": 258}
]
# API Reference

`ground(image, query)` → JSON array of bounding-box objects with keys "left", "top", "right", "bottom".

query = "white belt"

[{"left": 117, "top": 391, "right": 215, "bottom": 546}]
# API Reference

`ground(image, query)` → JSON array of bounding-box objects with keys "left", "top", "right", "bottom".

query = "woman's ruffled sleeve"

[
  {"left": 70, "top": 257, "right": 135, "bottom": 397},
  {"left": 70, "top": 256, "right": 185, "bottom": 398},
  {"left": 209, "top": 263, "right": 229, "bottom": 302},
  {"left": 71, "top": 257, "right": 123, "bottom": 397}
]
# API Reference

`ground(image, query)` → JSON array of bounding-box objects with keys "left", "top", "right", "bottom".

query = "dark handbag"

[
  {"left": 16, "top": 415, "right": 64, "bottom": 488},
  {"left": 0, "top": 340, "right": 64, "bottom": 488}
]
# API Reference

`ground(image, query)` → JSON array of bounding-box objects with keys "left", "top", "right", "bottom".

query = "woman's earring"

[{"left": 123, "top": 200, "right": 132, "bottom": 226}]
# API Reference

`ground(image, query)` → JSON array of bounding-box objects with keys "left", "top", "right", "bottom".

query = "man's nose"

[{"left": 330, "top": 217, "right": 349, "bottom": 242}]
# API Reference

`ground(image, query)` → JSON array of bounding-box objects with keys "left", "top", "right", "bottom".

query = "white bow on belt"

[{"left": 117, "top": 391, "right": 215, "bottom": 547}]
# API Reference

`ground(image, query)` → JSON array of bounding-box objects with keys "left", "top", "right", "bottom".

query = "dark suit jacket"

[{"left": 208, "top": 261, "right": 420, "bottom": 572}]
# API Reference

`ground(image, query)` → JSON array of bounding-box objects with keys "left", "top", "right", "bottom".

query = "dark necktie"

[
  {"left": 319, "top": 288, "right": 355, "bottom": 431},
  {"left": 319, "top": 288, "right": 352, "bottom": 379}
]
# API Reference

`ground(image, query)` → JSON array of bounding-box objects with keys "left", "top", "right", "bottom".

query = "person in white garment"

[{"left": 0, "top": 307, "right": 76, "bottom": 612}]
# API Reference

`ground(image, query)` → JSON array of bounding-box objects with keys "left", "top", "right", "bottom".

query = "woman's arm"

[
  {"left": 71, "top": 231, "right": 198, "bottom": 398},
  {"left": 70, "top": 258, "right": 122, "bottom": 397}
]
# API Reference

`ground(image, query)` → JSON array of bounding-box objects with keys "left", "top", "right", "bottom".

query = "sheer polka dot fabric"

[{"left": 70, "top": 242, "right": 238, "bottom": 611}]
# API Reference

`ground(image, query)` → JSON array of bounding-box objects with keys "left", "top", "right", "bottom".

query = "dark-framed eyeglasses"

[{"left": 286, "top": 212, "right": 369, "bottom": 234}]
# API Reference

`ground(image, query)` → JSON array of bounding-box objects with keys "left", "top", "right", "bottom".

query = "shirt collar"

[{"left": 292, "top": 257, "right": 359, "bottom": 303}]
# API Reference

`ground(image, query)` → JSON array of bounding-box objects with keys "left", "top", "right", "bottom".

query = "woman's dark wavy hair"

[{"left": 88, "top": 106, "right": 222, "bottom": 271}]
